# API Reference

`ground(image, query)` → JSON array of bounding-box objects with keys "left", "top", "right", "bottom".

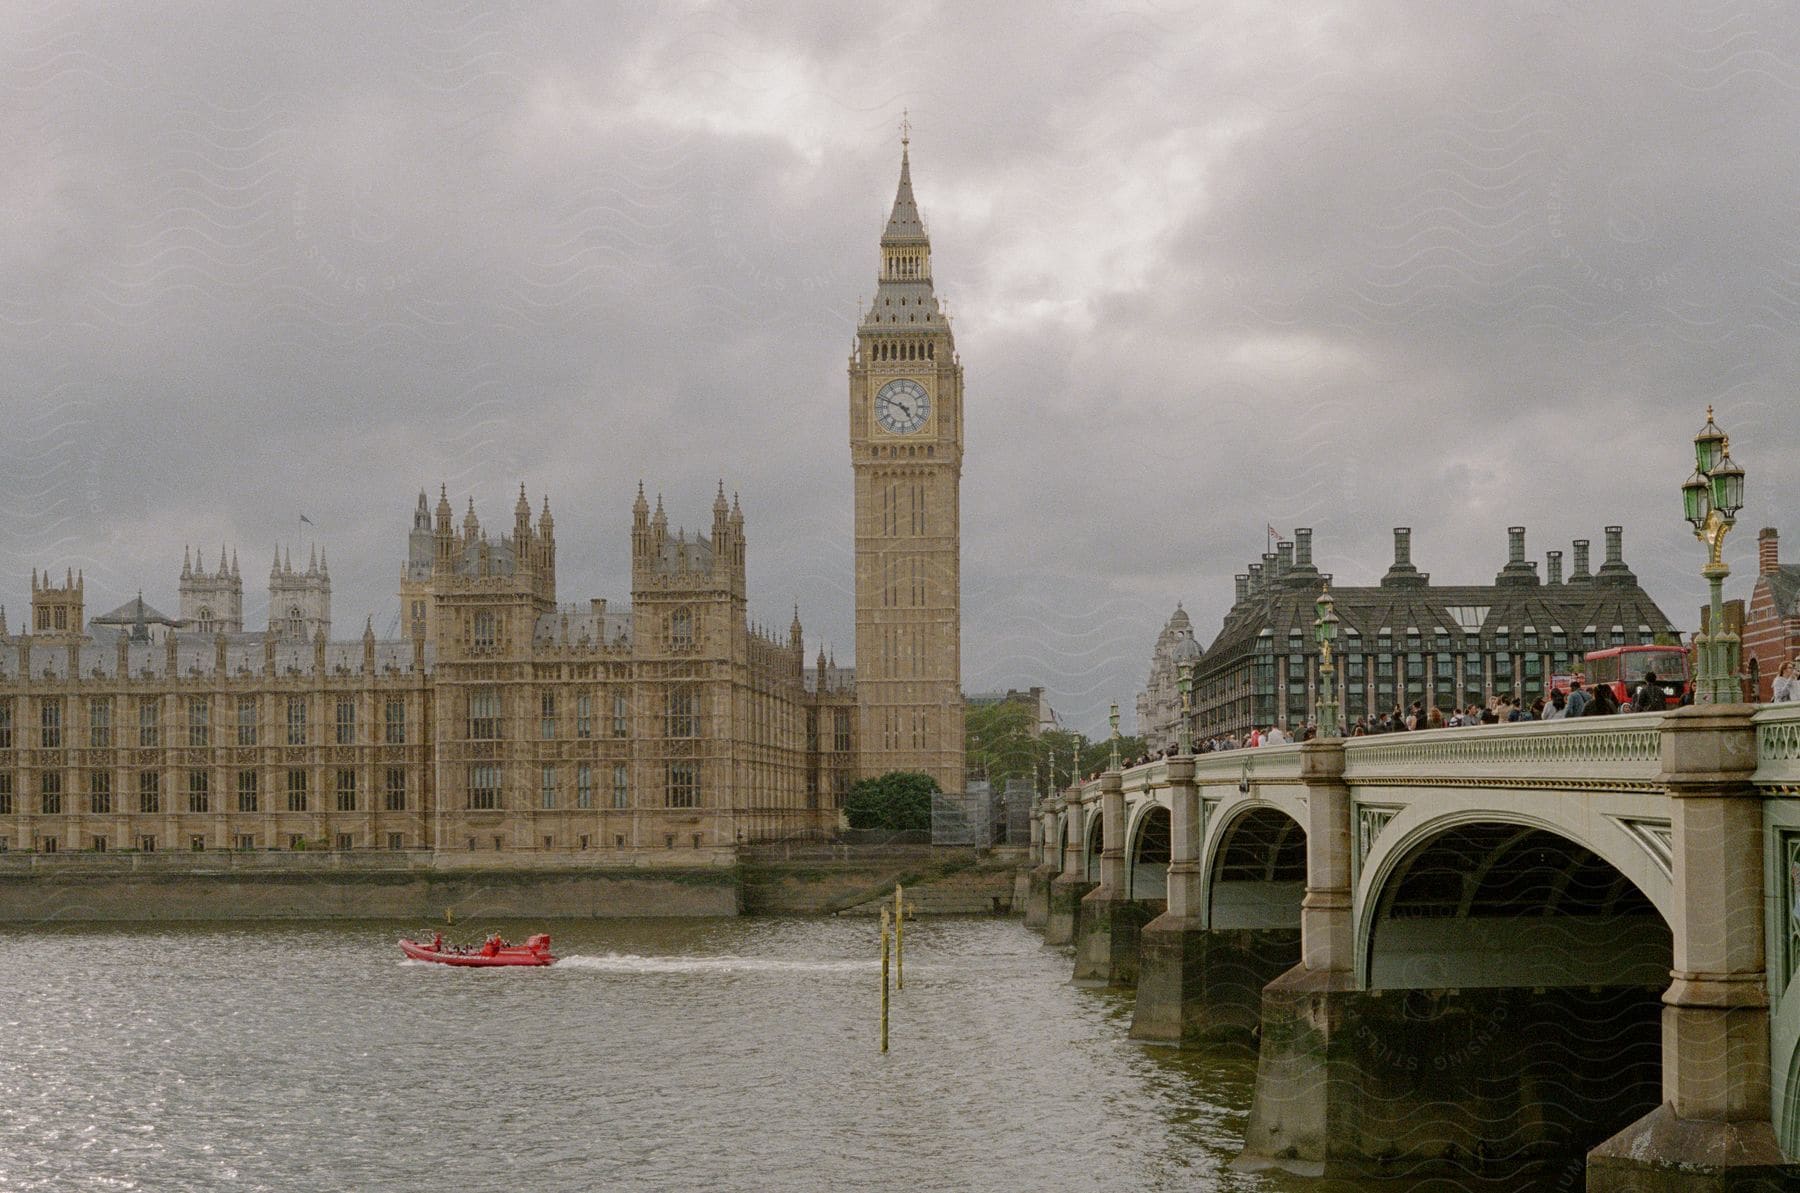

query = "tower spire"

[{"left": 882, "top": 131, "right": 926, "bottom": 245}]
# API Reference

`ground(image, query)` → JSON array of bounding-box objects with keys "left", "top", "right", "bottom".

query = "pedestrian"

[
  {"left": 1632, "top": 671, "right": 1666, "bottom": 714},
  {"left": 1544, "top": 689, "right": 1568, "bottom": 720},
  {"left": 1774, "top": 661, "right": 1795, "bottom": 703},
  {"left": 1565, "top": 679, "right": 1589, "bottom": 718},
  {"left": 1584, "top": 683, "right": 1619, "bottom": 716}
]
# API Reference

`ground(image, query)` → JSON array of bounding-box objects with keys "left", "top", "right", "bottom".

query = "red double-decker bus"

[{"left": 1580, "top": 645, "right": 1691, "bottom": 708}]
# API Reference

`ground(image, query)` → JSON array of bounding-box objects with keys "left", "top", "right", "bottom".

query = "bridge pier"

[
  {"left": 1133, "top": 757, "right": 1299, "bottom": 1044},
  {"left": 1236, "top": 738, "right": 1365, "bottom": 1173},
  {"left": 1074, "top": 772, "right": 1149, "bottom": 986},
  {"left": 1045, "top": 784, "right": 1093, "bottom": 946},
  {"left": 1588, "top": 706, "right": 1794, "bottom": 1191},
  {"left": 1021, "top": 802, "right": 1056, "bottom": 929}
]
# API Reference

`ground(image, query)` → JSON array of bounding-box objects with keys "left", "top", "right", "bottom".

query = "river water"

[{"left": 1, "top": 917, "right": 1577, "bottom": 1192}]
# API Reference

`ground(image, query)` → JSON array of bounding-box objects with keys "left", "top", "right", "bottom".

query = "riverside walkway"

[{"left": 1022, "top": 703, "right": 1800, "bottom": 1190}]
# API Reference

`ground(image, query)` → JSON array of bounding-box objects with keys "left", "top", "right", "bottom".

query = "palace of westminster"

[{"left": 0, "top": 140, "right": 967, "bottom": 857}]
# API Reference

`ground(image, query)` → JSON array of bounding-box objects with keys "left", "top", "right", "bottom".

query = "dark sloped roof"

[
  {"left": 90, "top": 595, "right": 180, "bottom": 626},
  {"left": 1765, "top": 566, "right": 1800, "bottom": 619},
  {"left": 1198, "top": 577, "right": 1677, "bottom": 681}
]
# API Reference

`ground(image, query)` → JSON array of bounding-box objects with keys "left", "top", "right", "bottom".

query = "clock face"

[{"left": 874, "top": 378, "right": 930, "bottom": 435}]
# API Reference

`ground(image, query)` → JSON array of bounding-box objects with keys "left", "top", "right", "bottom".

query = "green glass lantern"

[
  {"left": 1314, "top": 584, "right": 1339, "bottom": 643},
  {"left": 1711, "top": 443, "right": 1745, "bottom": 518},
  {"left": 1681, "top": 468, "right": 1710, "bottom": 529},
  {"left": 1693, "top": 406, "right": 1725, "bottom": 473}
]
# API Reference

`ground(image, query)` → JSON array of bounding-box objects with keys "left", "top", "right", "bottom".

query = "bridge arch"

[
  {"left": 1125, "top": 800, "right": 1171, "bottom": 900},
  {"left": 1355, "top": 807, "right": 1674, "bottom": 989},
  {"left": 1201, "top": 801, "right": 1306, "bottom": 931},
  {"left": 1082, "top": 805, "right": 1103, "bottom": 882},
  {"left": 1350, "top": 813, "right": 1673, "bottom": 1167}
]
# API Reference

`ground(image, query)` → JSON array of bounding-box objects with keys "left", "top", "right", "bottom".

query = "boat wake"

[{"left": 554, "top": 953, "right": 874, "bottom": 975}]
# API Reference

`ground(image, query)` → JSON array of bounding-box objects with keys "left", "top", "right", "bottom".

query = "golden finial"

[{"left": 900, "top": 109, "right": 911, "bottom": 148}]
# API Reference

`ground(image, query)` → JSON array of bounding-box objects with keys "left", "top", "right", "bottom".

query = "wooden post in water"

[
  {"left": 894, "top": 883, "right": 904, "bottom": 990},
  {"left": 880, "top": 906, "right": 891, "bottom": 1053}
]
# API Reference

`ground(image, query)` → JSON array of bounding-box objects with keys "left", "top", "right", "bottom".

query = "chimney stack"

[
  {"left": 1284, "top": 528, "right": 1320, "bottom": 586},
  {"left": 1760, "top": 527, "right": 1779, "bottom": 576},
  {"left": 1570, "top": 539, "right": 1592, "bottom": 583},
  {"left": 1596, "top": 525, "right": 1637, "bottom": 585},
  {"left": 1247, "top": 563, "right": 1263, "bottom": 595},
  {"left": 1546, "top": 550, "right": 1563, "bottom": 586},
  {"left": 1276, "top": 540, "right": 1295, "bottom": 576},
  {"left": 1381, "top": 527, "right": 1426, "bottom": 588},
  {"left": 1496, "top": 526, "right": 1539, "bottom": 586},
  {"left": 1234, "top": 574, "right": 1249, "bottom": 604}
]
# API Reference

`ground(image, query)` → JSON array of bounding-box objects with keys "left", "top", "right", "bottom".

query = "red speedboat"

[{"left": 399, "top": 932, "right": 555, "bottom": 967}]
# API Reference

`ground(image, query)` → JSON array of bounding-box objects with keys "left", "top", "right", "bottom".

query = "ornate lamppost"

[
  {"left": 1108, "top": 702, "right": 1121, "bottom": 772},
  {"left": 1314, "top": 581, "right": 1341, "bottom": 736},
  {"left": 1171, "top": 628, "right": 1202, "bottom": 755},
  {"left": 1680, "top": 407, "right": 1747, "bottom": 704}
]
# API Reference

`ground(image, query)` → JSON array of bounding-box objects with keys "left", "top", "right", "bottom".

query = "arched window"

[
  {"left": 288, "top": 607, "right": 304, "bottom": 638},
  {"left": 197, "top": 606, "right": 214, "bottom": 633}
]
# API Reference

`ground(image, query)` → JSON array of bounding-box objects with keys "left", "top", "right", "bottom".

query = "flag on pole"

[{"left": 1267, "top": 523, "right": 1283, "bottom": 552}]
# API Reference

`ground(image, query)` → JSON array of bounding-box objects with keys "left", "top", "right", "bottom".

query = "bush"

[{"left": 844, "top": 771, "right": 938, "bottom": 832}]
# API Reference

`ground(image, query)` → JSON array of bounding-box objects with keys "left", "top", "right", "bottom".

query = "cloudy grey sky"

[{"left": 3, "top": 1, "right": 1796, "bottom": 735}]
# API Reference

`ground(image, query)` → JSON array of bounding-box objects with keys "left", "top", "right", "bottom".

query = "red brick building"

[{"left": 1743, "top": 527, "right": 1800, "bottom": 701}]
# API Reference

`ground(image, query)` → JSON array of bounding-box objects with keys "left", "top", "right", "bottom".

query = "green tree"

[
  {"left": 965, "top": 699, "right": 1036, "bottom": 786},
  {"left": 844, "top": 771, "right": 938, "bottom": 832},
  {"left": 964, "top": 700, "right": 1147, "bottom": 794}
]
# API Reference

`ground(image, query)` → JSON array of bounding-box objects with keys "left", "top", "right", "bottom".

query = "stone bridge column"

[
  {"left": 1075, "top": 771, "right": 1149, "bottom": 986},
  {"left": 1238, "top": 737, "right": 1365, "bottom": 1175},
  {"left": 1590, "top": 705, "right": 1796, "bottom": 1190},
  {"left": 1130, "top": 756, "right": 1209, "bottom": 1038},
  {"left": 1297, "top": 739, "right": 1353, "bottom": 975},
  {"left": 1021, "top": 801, "right": 1055, "bottom": 929},
  {"left": 1044, "top": 785, "right": 1093, "bottom": 946}
]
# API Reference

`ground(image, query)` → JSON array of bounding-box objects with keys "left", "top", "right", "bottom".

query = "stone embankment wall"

[
  {"left": 0, "top": 846, "right": 1011, "bottom": 920},
  {"left": 739, "top": 845, "right": 984, "bottom": 915},
  {"left": 0, "top": 850, "right": 742, "bottom": 920}
]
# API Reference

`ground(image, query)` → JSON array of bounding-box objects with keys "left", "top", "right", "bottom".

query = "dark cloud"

[{"left": 2, "top": 1, "right": 1796, "bottom": 734}]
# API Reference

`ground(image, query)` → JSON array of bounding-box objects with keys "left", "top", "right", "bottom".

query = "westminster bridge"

[{"left": 1021, "top": 703, "right": 1800, "bottom": 1190}]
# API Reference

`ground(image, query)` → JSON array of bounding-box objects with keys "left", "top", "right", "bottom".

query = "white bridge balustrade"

[{"left": 1024, "top": 706, "right": 1800, "bottom": 1190}]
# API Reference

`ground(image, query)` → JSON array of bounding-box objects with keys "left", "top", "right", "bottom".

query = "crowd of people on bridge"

[
  {"left": 1103, "top": 661, "right": 1800, "bottom": 772},
  {"left": 1179, "top": 676, "right": 1679, "bottom": 753}
]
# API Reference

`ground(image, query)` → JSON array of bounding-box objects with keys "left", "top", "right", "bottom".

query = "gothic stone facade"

[
  {"left": 1191, "top": 525, "right": 1679, "bottom": 739},
  {"left": 1135, "top": 604, "right": 1196, "bottom": 747},
  {"left": 0, "top": 485, "right": 851, "bottom": 856},
  {"left": 0, "top": 145, "right": 971, "bottom": 857},
  {"left": 849, "top": 139, "right": 966, "bottom": 794}
]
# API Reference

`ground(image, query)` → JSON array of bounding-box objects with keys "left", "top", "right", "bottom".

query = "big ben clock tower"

[{"left": 850, "top": 130, "right": 965, "bottom": 794}]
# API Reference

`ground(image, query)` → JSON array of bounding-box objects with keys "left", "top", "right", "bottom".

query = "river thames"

[{"left": 2, "top": 917, "right": 1579, "bottom": 1191}]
